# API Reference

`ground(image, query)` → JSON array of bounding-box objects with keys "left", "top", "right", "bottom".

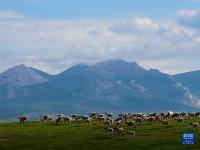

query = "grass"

[{"left": 0, "top": 119, "right": 200, "bottom": 150}]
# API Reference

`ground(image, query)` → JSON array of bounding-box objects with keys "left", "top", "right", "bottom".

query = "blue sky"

[
  {"left": 1, "top": 0, "right": 200, "bottom": 19},
  {"left": 0, "top": 0, "right": 200, "bottom": 74}
]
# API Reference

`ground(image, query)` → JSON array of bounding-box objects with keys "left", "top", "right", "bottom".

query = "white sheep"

[
  {"left": 105, "top": 127, "right": 113, "bottom": 134},
  {"left": 176, "top": 117, "right": 184, "bottom": 124},
  {"left": 190, "top": 123, "right": 200, "bottom": 131},
  {"left": 128, "top": 130, "right": 136, "bottom": 136}
]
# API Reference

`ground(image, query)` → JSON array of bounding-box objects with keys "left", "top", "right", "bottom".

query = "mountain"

[
  {"left": 0, "top": 64, "right": 51, "bottom": 99},
  {"left": 174, "top": 71, "right": 200, "bottom": 97},
  {"left": 0, "top": 60, "right": 199, "bottom": 120}
]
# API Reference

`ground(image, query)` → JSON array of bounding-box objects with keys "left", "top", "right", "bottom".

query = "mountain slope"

[
  {"left": 14, "top": 60, "right": 195, "bottom": 112},
  {"left": 174, "top": 71, "right": 200, "bottom": 97}
]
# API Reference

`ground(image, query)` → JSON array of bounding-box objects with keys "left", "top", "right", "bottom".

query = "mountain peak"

[
  {"left": 95, "top": 59, "right": 131, "bottom": 66},
  {"left": 0, "top": 64, "right": 50, "bottom": 86},
  {"left": 5, "top": 64, "right": 27, "bottom": 72},
  {"left": 90, "top": 59, "right": 147, "bottom": 79}
]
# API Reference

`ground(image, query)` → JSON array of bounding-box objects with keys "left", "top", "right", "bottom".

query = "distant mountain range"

[{"left": 0, "top": 60, "right": 200, "bottom": 120}]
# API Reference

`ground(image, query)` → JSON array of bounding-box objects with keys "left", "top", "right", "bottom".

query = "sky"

[{"left": 0, "top": 0, "right": 200, "bottom": 75}]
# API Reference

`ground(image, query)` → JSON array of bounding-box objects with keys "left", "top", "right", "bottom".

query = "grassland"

[{"left": 0, "top": 118, "right": 200, "bottom": 150}]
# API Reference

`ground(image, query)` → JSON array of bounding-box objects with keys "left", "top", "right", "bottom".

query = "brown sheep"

[{"left": 17, "top": 116, "right": 28, "bottom": 124}]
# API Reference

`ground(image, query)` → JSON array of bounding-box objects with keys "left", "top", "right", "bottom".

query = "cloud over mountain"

[{"left": 0, "top": 10, "right": 200, "bottom": 75}]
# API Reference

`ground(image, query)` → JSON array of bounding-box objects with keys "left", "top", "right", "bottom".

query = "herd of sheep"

[{"left": 17, "top": 111, "right": 200, "bottom": 136}]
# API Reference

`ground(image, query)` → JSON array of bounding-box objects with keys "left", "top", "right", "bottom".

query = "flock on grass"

[{"left": 17, "top": 111, "right": 200, "bottom": 136}]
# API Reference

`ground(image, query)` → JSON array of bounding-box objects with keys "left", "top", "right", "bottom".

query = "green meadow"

[{"left": 0, "top": 119, "right": 200, "bottom": 150}]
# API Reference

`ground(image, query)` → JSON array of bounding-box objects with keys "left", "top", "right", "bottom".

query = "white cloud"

[
  {"left": 177, "top": 9, "right": 200, "bottom": 28},
  {"left": 134, "top": 17, "right": 160, "bottom": 31},
  {"left": 0, "top": 10, "right": 26, "bottom": 20},
  {"left": 0, "top": 10, "right": 200, "bottom": 75}
]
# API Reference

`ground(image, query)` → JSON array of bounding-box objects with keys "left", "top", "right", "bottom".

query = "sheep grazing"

[
  {"left": 98, "top": 116, "right": 106, "bottom": 122},
  {"left": 190, "top": 123, "right": 200, "bottom": 131},
  {"left": 135, "top": 117, "right": 142, "bottom": 123},
  {"left": 180, "top": 112, "right": 187, "bottom": 117},
  {"left": 17, "top": 116, "right": 28, "bottom": 124},
  {"left": 160, "top": 112, "right": 165, "bottom": 119},
  {"left": 41, "top": 115, "right": 52, "bottom": 122},
  {"left": 114, "top": 127, "right": 125, "bottom": 133},
  {"left": 188, "top": 112, "right": 195, "bottom": 118},
  {"left": 89, "top": 112, "right": 98, "bottom": 120},
  {"left": 70, "top": 114, "right": 78, "bottom": 120},
  {"left": 55, "top": 114, "right": 64, "bottom": 118},
  {"left": 105, "top": 112, "right": 113, "bottom": 118},
  {"left": 115, "top": 116, "right": 123, "bottom": 122},
  {"left": 160, "top": 120, "right": 169, "bottom": 126},
  {"left": 127, "top": 130, "right": 136, "bottom": 136},
  {"left": 116, "top": 120, "right": 123, "bottom": 127},
  {"left": 146, "top": 117, "right": 155, "bottom": 122},
  {"left": 155, "top": 115, "right": 162, "bottom": 121},
  {"left": 195, "top": 112, "right": 200, "bottom": 117},
  {"left": 172, "top": 112, "right": 180, "bottom": 119},
  {"left": 56, "top": 116, "right": 65, "bottom": 124},
  {"left": 107, "top": 118, "right": 114, "bottom": 125},
  {"left": 125, "top": 121, "right": 135, "bottom": 127},
  {"left": 85, "top": 118, "right": 91, "bottom": 124},
  {"left": 104, "top": 120, "right": 112, "bottom": 126},
  {"left": 105, "top": 127, "right": 113, "bottom": 134},
  {"left": 166, "top": 111, "right": 173, "bottom": 118},
  {"left": 175, "top": 117, "right": 184, "bottom": 124},
  {"left": 63, "top": 116, "right": 72, "bottom": 123}
]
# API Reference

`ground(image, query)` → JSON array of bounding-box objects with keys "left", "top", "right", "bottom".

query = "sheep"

[
  {"left": 63, "top": 116, "right": 72, "bottom": 123},
  {"left": 160, "top": 112, "right": 165, "bottom": 119},
  {"left": 118, "top": 127, "right": 125, "bottom": 133},
  {"left": 115, "top": 116, "right": 123, "bottom": 122},
  {"left": 160, "top": 120, "right": 169, "bottom": 126},
  {"left": 135, "top": 117, "right": 142, "bottom": 123},
  {"left": 180, "top": 112, "right": 187, "bottom": 117},
  {"left": 172, "top": 112, "right": 180, "bottom": 119},
  {"left": 105, "top": 112, "right": 113, "bottom": 118},
  {"left": 107, "top": 118, "right": 114, "bottom": 125},
  {"left": 155, "top": 115, "right": 162, "bottom": 121},
  {"left": 70, "top": 114, "right": 78, "bottom": 120},
  {"left": 104, "top": 120, "right": 112, "bottom": 126},
  {"left": 188, "top": 112, "right": 195, "bottom": 118},
  {"left": 148, "top": 113, "right": 157, "bottom": 117},
  {"left": 175, "top": 117, "right": 184, "bottom": 124},
  {"left": 146, "top": 116, "right": 155, "bottom": 122},
  {"left": 105, "top": 127, "right": 113, "bottom": 134},
  {"left": 98, "top": 116, "right": 106, "bottom": 122},
  {"left": 125, "top": 121, "right": 135, "bottom": 127},
  {"left": 114, "top": 127, "right": 125, "bottom": 133},
  {"left": 89, "top": 112, "right": 98, "bottom": 120},
  {"left": 17, "top": 116, "right": 28, "bottom": 124},
  {"left": 190, "top": 123, "right": 200, "bottom": 131},
  {"left": 97, "top": 114, "right": 104, "bottom": 118},
  {"left": 165, "top": 111, "right": 173, "bottom": 118},
  {"left": 195, "top": 112, "right": 200, "bottom": 117},
  {"left": 81, "top": 115, "right": 90, "bottom": 121},
  {"left": 85, "top": 118, "right": 91, "bottom": 124},
  {"left": 56, "top": 116, "right": 65, "bottom": 124},
  {"left": 41, "top": 115, "right": 52, "bottom": 122},
  {"left": 89, "top": 112, "right": 97, "bottom": 117},
  {"left": 116, "top": 120, "right": 123, "bottom": 127},
  {"left": 55, "top": 114, "right": 64, "bottom": 117},
  {"left": 127, "top": 130, "right": 136, "bottom": 136}
]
